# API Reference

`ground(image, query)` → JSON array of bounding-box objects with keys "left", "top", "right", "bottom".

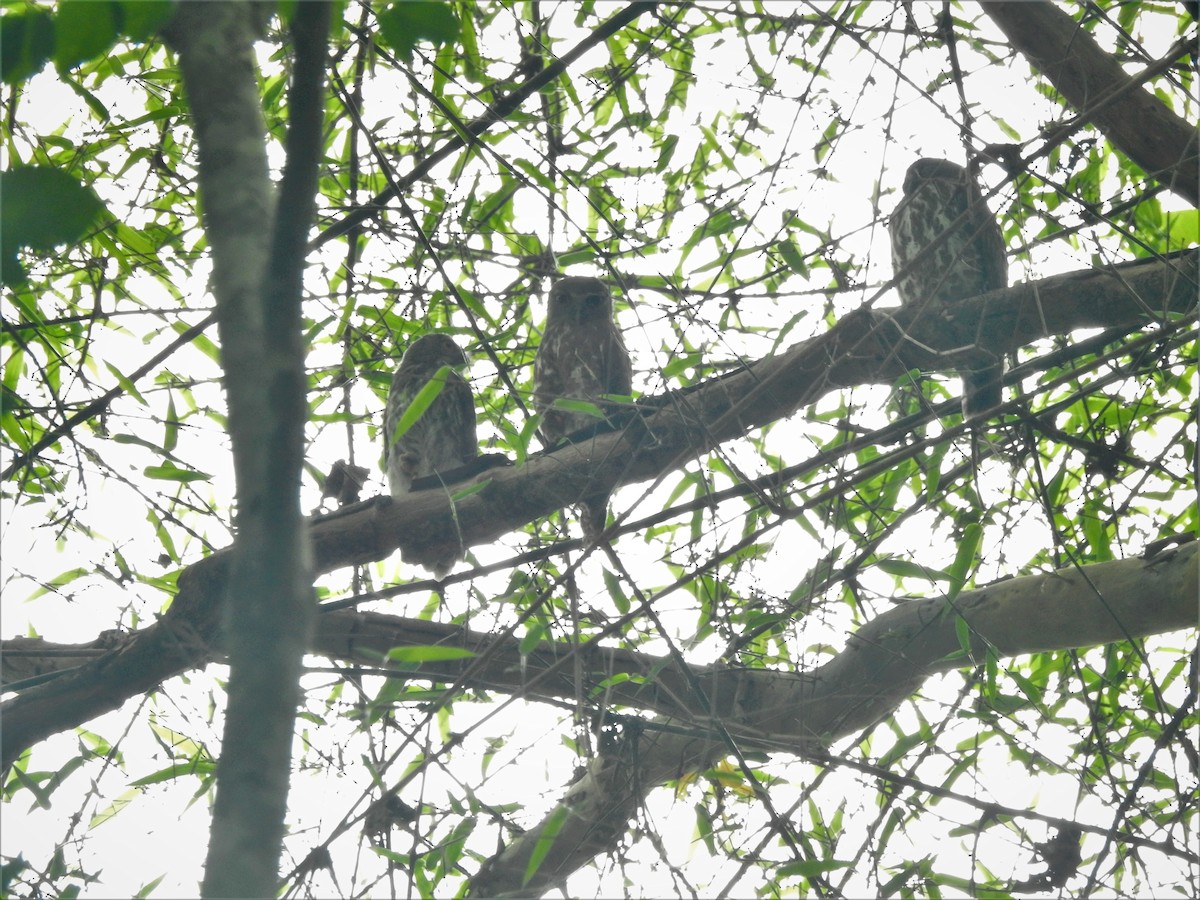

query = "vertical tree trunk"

[{"left": 164, "top": 2, "right": 329, "bottom": 895}]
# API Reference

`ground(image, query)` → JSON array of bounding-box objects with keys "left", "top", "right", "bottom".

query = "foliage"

[{"left": 1, "top": 1, "right": 1196, "bottom": 897}]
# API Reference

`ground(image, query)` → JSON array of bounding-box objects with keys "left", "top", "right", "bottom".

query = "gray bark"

[
  {"left": 2, "top": 252, "right": 1195, "bottom": 772},
  {"left": 984, "top": 1, "right": 1198, "bottom": 206},
  {"left": 162, "top": 2, "right": 328, "bottom": 896}
]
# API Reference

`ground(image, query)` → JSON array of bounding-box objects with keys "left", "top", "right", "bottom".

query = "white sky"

[{"left": 2, "top": 2, "right": 1195, "bottom": 897}]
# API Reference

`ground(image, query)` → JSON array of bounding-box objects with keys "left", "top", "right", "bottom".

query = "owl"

[
  {"left": 889, "top": 158, "right": 1008, "bottom": 420},
  {"left": 384, "top": 333, "right": 477, "bottom": 576},
  {"left": 533, "top": 276, "right": 633, "bottom": 542}
]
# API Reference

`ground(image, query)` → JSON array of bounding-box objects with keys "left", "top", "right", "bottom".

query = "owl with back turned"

[
  {"left": 384, "top": 333, "right": 477, "bottom": 576},
  {"left": 533, "top": 276, "right": 633, "bottom": 542},
  {"left": 889, "top": 158, "right": 1008, "bottom": 420}
]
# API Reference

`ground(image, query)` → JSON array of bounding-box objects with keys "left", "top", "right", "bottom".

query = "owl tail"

[
  {"left": 402, "top": 544, "right": 459, "bottom": 582},
  {"left": 960, "top": 362, "right": 1007, "bottom": 421},
  {"left": 579, "top": 493, "right": 611, "bottom": 544}
]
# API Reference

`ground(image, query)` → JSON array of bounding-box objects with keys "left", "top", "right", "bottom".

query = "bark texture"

[
  {"left": 984, "top": 1, "right": 1198, "bottom": 206},
  {"left": 3, "top": 252, "right": 1195, "bottom": 774},
  {"left": 162, "top": 3, "right": 328, "bottom": 896}
]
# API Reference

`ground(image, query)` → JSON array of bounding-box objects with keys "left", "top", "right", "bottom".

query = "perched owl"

[
  {"left": 384, "top": 333, "right": 477, "bottom": 577},
  {"left": 533, "top": 276, "right": 633, "bottom": 542},
  {"left": 889, "top": 158, "right": 1008, "bottom": 420}
]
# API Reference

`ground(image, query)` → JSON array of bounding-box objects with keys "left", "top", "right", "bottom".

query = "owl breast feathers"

[
  {"left": 384, "top": 333, "right": 477, "bottom": 497},
  {"left": 383, "top": 333, "right": 478, "bottom": 579},
  {"left": 533, "top": 276, "right": 633, "bottom": 540},
  {"left": 889, "top": 157, "right": 1009, "bottom": 420}
]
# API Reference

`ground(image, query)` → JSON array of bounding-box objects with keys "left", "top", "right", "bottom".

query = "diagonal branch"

[
  {"left": 1, "top": 251, "right": 1194, "bottom": 769},
  {"left": 1, "top": 4, "right": 658, "bottom": 487},
  {"left": 0, "top": 313, "right": 216, "bottom": 482},
  {"left": 312, "top": 1, "right": 659, "bottom": 248},
  {"left": 983, "top": 1, "right": 1198, "bottom": 205},
  {"left": 463, "top": 540, "right": 1198, "bottom": 896}
]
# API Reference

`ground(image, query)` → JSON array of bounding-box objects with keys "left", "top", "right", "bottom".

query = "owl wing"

[
  {"left": 441, "top": 369, "right": 479, "bottom": 468},
  {"left": 534, "top": 321, "right": 632, "bottom": 445},
  {"left": 385, "top": 366, "right": 478, "bottom": 495},
  {"left": 966, "top": 187, "right": 1008, "bottom": 294},
  {"left": 384, "top": 368, "right": 423, "bottom": 495},
  {"left": 533, "top": 322, "right": 576, "bottom": 445},
  {"left": 599, "top": 325, "right": 633, "bottom": 397}
]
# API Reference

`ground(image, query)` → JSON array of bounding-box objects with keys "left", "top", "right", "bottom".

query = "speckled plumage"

[
  {"left": 889, "top": 158, "right": 1008, "bottom": 420},
  {"left": 384, "top": 333, "right": 477, "bottom": 577},
  {"left": 533, "top": 276, "right": 633, "bottom": 541}
]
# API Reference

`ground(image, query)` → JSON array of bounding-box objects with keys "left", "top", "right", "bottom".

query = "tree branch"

[
  {"left": 1, "top": 251, "right": 1194, "bottom": 769},
  {"left": 163, "top": 2, "right": 328, "bottom": 895},
  {"left": 8, "top": 537, "right": 1194, "bottom": 892},
  {"left": 983, "top": 1, "right": 1199, "bottom": 206},
  {"left": 465, "top": 540, "right": 1199, "bottom": 896},
  {"left": 312, "top": 1, "right": 658, "bottom": 248}
]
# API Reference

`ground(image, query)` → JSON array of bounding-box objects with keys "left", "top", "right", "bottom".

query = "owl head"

[
  {"left": 399, "top": 333, "right": 468, "bottom": 372},
  {"left": 902, "top": 158, "right": 969, "bottom": 195},
  {"left": 546, "top": 276, "right": 613, "bottom": 325}
]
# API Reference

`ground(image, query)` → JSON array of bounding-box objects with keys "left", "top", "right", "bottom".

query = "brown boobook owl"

[
  {"left": 384, "top": 333, "right": 477, "bottom": 577},
  {"left": 889, "top": 158, "right": 1008, "bottom": 420},
  {"left": 533, "top": 276, "right": 633, "bottom": 541}
]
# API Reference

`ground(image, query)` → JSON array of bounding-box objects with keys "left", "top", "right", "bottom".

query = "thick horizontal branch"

[
  {"left": 304, "top": 540, "right": 1198, "bottom": 739},
  {"left": 317, "top": 250, "right": 1196, "bottom": 573},
  {"left": 464, "top": 540, "right": 1199, "bottom": 896},
  {"left": 12, "top": 539, "right": 1194, "bottom": 750},
  {"left": 2, "top": 251, "right": 1194, "bottom": 769}
]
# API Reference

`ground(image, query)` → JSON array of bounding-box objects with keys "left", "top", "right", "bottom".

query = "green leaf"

[
  {"left": 549, "top": 398, "right": 605, "bottom": 420},
  {"left": 1165, "top": 208, "right": 1199, "bottom": 247},
  {"left": 24, "top": 567, "right": 90, "bottom": 600},
  {"left": 104, "top": 362, "right": 147, "bottom": 405},
  {"left": 519, "top": 618, "right": 547, "bottom": 655},
  {"left": 602, "top": 568, "right": 630, "bottom": 614},
  {"left": 118, "top": 0, "right": 175, "bottom": 42},
  {"left": 54, "top": 0, "right": 121, "bottom": 73},
  {"left": 1009, "top": 670, "right": 1045, "bottom": 707},
  {"left": 147, "top": 509, "right": 179, "bottom": 564},
  {"left": 130, "top": 758, "right": 216, "bottom": 786},
  {"left": 945, "top": 523, "right": 982, "bottom": 601},
  {"left": 376, "top": 1, "right": 460, "bottom": 62},
  {"left": 450, "top": 478, "right": 492, "bottom": 502},
  {"left": 1, "top": 9, "right": 54, "bottom": 84},
  {"left": 523, "top": 805, "right": 569, "bottom": 886},
  {"left": 163, "top": 395, "right": 179, "bottom": 453},
  {"left": 90, "top": 787, "right": 139, "bottom": 827},
  {"left": 777, "top": 239, "right": 809, "bottom": 276},
  {"left": 10, "top": 765, "right": 54, "bottom": 809},
  {"left": 144, "top": 462, "right": 210, "bottom": 483},
  {"left": 113, "top": 221, "right": 154, "bottom": 257},
  {"left": 385, "top": 645, "right": 477, "bottom": 663},
  {"left": 655, "top": 134, "right": 678, "bottom": 173},
  {"left": 109, "top": 431, "right": 158, "bottom": 454},
  {"left": 389, "top": 366, "right": 454, "bottom": 441},
  {"left": 1, "top": 167, "right": 107, "bottom": 286},
  {"left": 954, "top": 614, "right": 972, "bottom": 658},
  {"left": 876, "top": 558, "right": 948, "bottom": 582},
  {"left": 777, "top": 858, "right": 852, "bottom": 878},
  {"left": 61, "top": 70, "right": 110, "bottom": 121},
  {"left": 134, "top": 875, "right": 166, "bottom": 899}
]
